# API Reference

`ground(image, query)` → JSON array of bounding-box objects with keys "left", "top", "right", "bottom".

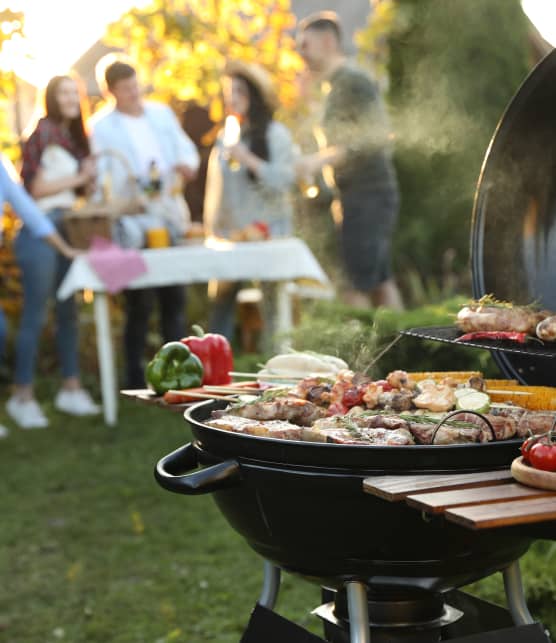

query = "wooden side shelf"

[{"left": 363, "top": 469, "right": 556, "bottom": 530}]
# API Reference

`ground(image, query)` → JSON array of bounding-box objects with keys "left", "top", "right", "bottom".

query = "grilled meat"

[
  {"left": 408, "top": 422, "right": 485, "bottom": 445},
  {"left": 305, "top": 425, "right": 414, "bottom": 445},
  {"left": 453, "top": 412, "right": 517, "bottom": 440},
  {"left": 516, "top": 410, "right": 556, "bottom": 437},
  {"left": 413, "top": 383, "right": 456, "bottom": 413},
  {"left": 386, "top": 370, "right": 415, "bottom": 390},
  {"left": 536, "top": 315, "right": 556, "bottom": 341},
  {"left": 377, "top": 389, "right": 415, "bottom": 412},
  {"left": 457, "top": 304, "right": 545, "bottom": 334},
  {"left": 227, "top": 397, "right": 326, "bottom": 426},
  {"left": 206, "top": 415, "right": 305, "bottom": 440}
]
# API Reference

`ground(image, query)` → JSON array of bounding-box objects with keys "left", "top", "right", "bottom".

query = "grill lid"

[{"left": 470, "top": 48, "right": 556, "bottom": 385}]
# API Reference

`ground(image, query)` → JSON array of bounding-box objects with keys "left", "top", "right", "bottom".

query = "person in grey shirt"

[
  {"left": 296, "top": 11, "right": 403, "bottom": 311},
  {"left": 204, "top": 60, "right": 296, "bottom": 341}
]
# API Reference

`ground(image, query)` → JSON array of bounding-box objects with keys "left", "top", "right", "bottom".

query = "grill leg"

[
  {"left": 258, "top": 560, "right": 281, "bottom": 609},
  {"left": 345, "top": 581, "right": 371, "bottom": 643},
  {"left": 503, "top": 560, "right": 535, "bottom": 625}
]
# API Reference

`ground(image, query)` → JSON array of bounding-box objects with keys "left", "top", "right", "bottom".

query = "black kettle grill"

[{"left": 154, "top": 49, "right": 556, "bottom": 643}]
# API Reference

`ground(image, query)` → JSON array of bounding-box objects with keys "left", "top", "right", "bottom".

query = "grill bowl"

[{"left": 155, "top": 400, "right": 531, "bottom": 592}]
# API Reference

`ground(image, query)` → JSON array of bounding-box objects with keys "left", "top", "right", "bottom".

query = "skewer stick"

[
  {"left": 203, "top": 385, "right": 262, "bottom": 394},
  {"left": 487, "top": 389, "right": 532, "bottom": 396},
  {"left": 229, "top": 371, "right": 306, "bottom": 380},
  {"left": 166, "top": 390, "right": 236, "bottom": 401}
]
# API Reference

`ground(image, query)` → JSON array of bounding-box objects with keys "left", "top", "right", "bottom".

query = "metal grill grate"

[{"left": 401, "top": 326, "right": 556, "bottom": 359}]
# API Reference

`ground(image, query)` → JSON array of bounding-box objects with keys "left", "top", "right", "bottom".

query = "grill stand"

[
  {"left": 502, "top": 561, "right": 535, "bottom": 625},
  {"left": 258, "top": 560, "right": 281, "bottom": 609},
  {"left": 345, "top": 582, "right": 371, "bottom": 643},
  {"left": 257, "top": 560, "right": 536, "bottom": 642}
]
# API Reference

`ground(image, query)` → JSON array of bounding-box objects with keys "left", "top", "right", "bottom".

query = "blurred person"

[
  {"left": 7, "top": 74, "right": 100, "bottom": 430},
  {"left": 295, "top": 11, "right": 403, "bottom": 310},
  {"left": 90, "top": 57, "right": 200, "bottom": 388},
  {"left": 204, "top": 60, "right": 296, "bottom": 342}
]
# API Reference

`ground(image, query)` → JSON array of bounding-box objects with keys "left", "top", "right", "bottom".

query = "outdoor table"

[{"left": 57, "top": 237, "right": 331, "bottom": 426}]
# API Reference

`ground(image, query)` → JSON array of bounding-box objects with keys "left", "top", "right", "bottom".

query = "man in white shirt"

[{"left": 90, "top": 58, "right": 200, "bottom": 387}]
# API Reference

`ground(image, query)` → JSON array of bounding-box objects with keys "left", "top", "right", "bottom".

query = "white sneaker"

[
  {"left": 54, "top": 389, "right": 101, "bottom": 416},
  {"left": 0, "top": 424, "right": 8, "bottom": 438},
  {"left": 6, "top": 396, "right": 49, "bottom": 429}
]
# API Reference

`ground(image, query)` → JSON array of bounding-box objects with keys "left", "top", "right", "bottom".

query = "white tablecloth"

[
  {"left": 56, "top": 238, "right": 331, "bottom": 426},
  {"left": 58, "top": 237, "right": 329, "bottom": 299}
]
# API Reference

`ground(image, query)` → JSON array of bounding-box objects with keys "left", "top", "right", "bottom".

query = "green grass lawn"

[{"left": 1, "top": 385, "right": 555, "bottom": 642}]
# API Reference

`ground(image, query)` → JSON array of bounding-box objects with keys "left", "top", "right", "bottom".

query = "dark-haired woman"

[
  {"left": 7, "top": 75, "right": 99, "bottom": 429},
  {"left": 204, "top": 61, "right": 296, "bottom": 342}
]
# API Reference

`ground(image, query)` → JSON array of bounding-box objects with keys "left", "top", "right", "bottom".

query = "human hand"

[
  {"left": 78, "top": 156, "right": 97, "bottom": 186},
  {"left": 62, "top": 244, "right": 85, "bottom": 260},
  {"left": 227, "top": 141, "right": 250, "bottom": 165},
  {"left": 295, "top": 154, "right": 321, "bottom": 180},
  {"left": 175, "top": 164, "right": 197, "bottom": 182}
]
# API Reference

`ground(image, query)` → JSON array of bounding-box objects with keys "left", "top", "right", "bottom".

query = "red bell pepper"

[{"left": 180, "top": 325, "right": 233, "bottom": 385}]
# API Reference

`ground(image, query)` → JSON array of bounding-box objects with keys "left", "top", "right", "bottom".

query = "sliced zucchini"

[
  {"left": 455, "top": 390, "right": 491, "bottom": 414},
  {"left": 454, "top": 387, "right": 478, "bottom": 400}
]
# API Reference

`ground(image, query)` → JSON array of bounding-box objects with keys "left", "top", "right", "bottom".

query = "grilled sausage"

[
  {"left": 457, "top": 305, "right": 545, "bottom": 334},
  {"left": 536, "top": 315, "right": 556, "bottom": 342}
]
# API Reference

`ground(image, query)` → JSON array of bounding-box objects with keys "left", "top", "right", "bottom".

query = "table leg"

[
  {"left": 93, "top": 293, "right": 117, "bottom": 426},
  {"left": 502, "top": 560, "right": 535, "bottom": 625},
  {"left": 275, "top": 282, "right": 293, "bottom": 352},
  {"left": 345, "top": 581, "right": 371, "bottom": 643},
  {"left": 258, "top": 560, "right": 281, "bottom": 609}
]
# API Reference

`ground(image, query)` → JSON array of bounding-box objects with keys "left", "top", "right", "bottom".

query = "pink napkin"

[{"left": 87, "top": 236, "right": 148, "bottom": 294}]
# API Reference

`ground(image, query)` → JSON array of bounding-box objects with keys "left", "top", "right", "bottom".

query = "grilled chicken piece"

[
  {"left": 386, "top": 370, "right": 415, "bottom": 390},
  {"left": 457, "top": 305, "right": 546, "bottom": 334},
  {"left": 516, "top": 411, "right": 556, "bottom": 437},
  {"left": 206, "top": 415, "right": 305, "bottom": 440},
  {"left": 362, "top": 382, "right": 382, "bottom": 409},
  {"left": 412, "top": 384, "right": 456, "bottom": 413},
  {"left": 305, "top": 426, "right": 414, "bottom": 445},
  {"left": 377, "top": 390, "right": 415, "bottom": 412},
  {"left": 227, "top": 397, "right": 326, "bottom": 426}
]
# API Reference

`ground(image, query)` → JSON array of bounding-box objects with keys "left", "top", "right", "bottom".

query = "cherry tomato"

[
  {"left": 342, "top": 387, "right": 363, "bottom": 408},
  {"left": 374, "top": 379, "right": 393, "bottom": 392},
  {"left": 528, "top": 442, "right": 556, "bottom": 472},
  {"left": 520, "top": 436, "right": 536, "bottom": 464}
]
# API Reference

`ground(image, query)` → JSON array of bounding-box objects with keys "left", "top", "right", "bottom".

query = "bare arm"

[
  {"left": 29, "top": 157, "right": 96, "bottom": 199},
  {"left": 295, "top": 145, "right": 346, "bottom": 179},
  {"left": 44, "top": 231, "right": 82, "bottom": 260}
]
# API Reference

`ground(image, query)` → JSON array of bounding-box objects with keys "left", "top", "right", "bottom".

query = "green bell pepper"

[{"left": 145, "top": 341, "right": 204, "bottom": 395}]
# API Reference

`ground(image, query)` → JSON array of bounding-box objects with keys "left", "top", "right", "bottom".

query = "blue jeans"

[{"left": 13, "top": 208, "right": 79, "bottom": 386}]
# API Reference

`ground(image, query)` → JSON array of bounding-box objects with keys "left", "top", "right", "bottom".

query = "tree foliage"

[
  {"left": 104, "top": 0, "right": 303, "bottom": 123},
  {"left": 0, "top": 9, "right": 26, "bottom": 155}
]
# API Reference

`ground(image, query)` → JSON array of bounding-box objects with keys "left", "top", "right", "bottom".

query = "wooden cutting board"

[{"left": 511, "top": 456, "right": 556, "bottom": 491}]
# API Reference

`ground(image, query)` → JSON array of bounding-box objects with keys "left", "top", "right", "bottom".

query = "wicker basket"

[{"left": 63, "top": 149, "right": 146, "bottom": 249}]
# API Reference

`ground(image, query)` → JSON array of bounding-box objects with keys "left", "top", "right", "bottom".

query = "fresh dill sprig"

[{"left": 467, "top": 294, "right": 540, "bottom": 310}]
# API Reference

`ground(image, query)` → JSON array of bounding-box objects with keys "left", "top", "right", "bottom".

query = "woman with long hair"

[
  {"left": 7, "top": 74, "right": 99, "bottom": 429},
  {"left": 204, "top": 60, "right": 296, "bottom": 342}
]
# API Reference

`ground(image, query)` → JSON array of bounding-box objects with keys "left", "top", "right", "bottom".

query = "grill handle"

[{"left": 154, "top": 442, "right": 241, "bottom": 495}]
